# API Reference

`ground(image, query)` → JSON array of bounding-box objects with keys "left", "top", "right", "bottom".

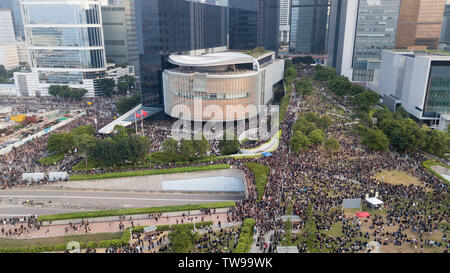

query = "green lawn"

[
  {"left": 244, "top": 162, "right": 269, "bottom": 201},
  {"left": 69, "top": 164, "right": 230, "bottom": 181},
  {"left": 37, "top": 201, "right": 236, "bottom": 222}
]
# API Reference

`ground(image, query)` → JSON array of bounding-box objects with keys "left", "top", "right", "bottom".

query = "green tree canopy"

[
  {"left": 324, "top": 137, "right": 340, "bottom": 151},
  {"left": 308, "top": 129, "right": 325, "bottom": 145},
  {"left": 290, "top": 131, "right": 310, "bottom": 153},
  {"left": 98, "top": 78, "right": 115, "bottom": 97},
  {"left": 362, "top": 128, "right": 389, "bottom": 151}
]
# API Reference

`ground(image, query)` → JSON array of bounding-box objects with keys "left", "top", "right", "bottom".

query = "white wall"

[
  {"left": 340, "top": 0, "right": 359, "bottom": 81},
  {"left": 260, "top": 59, "right": 284, "bottom": 105}
]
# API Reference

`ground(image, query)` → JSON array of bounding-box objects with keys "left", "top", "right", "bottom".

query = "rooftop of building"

[
  {"left": 168, "top": 52, "right": 258, "bottom": 67},
  {"left": 385, "top": 49, "right": 450, "bottom": 59}
]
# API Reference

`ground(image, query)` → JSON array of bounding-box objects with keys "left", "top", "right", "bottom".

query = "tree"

[
  {"left": 308, "top": 129, "right": 325, "bottom": 145},
  {"left": 362, "top": 128, "right": 389, "bottom": 151},
  {"left": 180, "top": 139, "right": 195, "bottom": 160},
  {"left": 324, "top": 137, "right": 340, "bottom": 152},
  {"left": 98, "top": 78, "right": 115, "bottom": 97},
  {"left": 48, "top": 85, "right": 87, "bottom": 99},
  {"left": 193, "top": 135, "right": 210, "bottom": 158},
  {"left": 115, "top": 94, "right": 141, "bottom": 115},
  {"left": 293, "top": 117, "right": 317, "bottom": 135},
  {"left": 117, "top": 75, "right": 136, "bottom": 94},
  {"left": 290, "top": 131, "right": 310, "bottom": 153},
  {"left": 296, "top": 78, "right": 313, "bottom": 96},
  {"left": 292, "top": 56, "right": 315, "bottom": 66},
  {"left": 47, "top": 133, "right": 74, "bottom": 154},
  {"left": 314, "top": 65, "right": 336, "bottom": 82},
  {"left": 218, "top": 131, "right": 240, "bottom": 155},
  {"left": 169, "top": 225, "right": 196, "bottom": 253},
  {"left": 162, "top": 138, "right": 178, "bottom": 155},
  {"left": 72, "top": 125, "right": 95, "bottom": 136},
  {"left": 304, "top": 112, "right": 320, "bottom": 124},
  {"left": 351, "top": 91, "right": 380, "bottom": 112},
  {"left": 328, "top": 76, "right": 351, "bottom": 96},
  {"left": 74, "top": 134, "right": 95, "bottom": 166},
  {"left": 349, "top": 84, "right": 365, "bottom": 96},
  {"left": 424, "top": 129, "right": 449, "bottom": 158},
  {"left": 316, "top": 115, "right": 332, "bottom": 131}
]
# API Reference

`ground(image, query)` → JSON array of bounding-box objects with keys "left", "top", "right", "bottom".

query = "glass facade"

[
  {"left": 136, "top": 0, "right": 228, "bottom": 107},
  {"left": 290, "top": 0, "right": 330, "bottom": 54},
  {"left": 0, "top": 0, "right": 24, "bottom": 40},
  {"left": 26, "top": 27, "right": 103, "bottom": 47},
  {"left": 229, "top": 0, "right": 279, "bottom": 51},
  {"left": 22, "top": 3, "right": 101, "bottom": 25},
  {"left": 21, "top": 0, "right": 106, "bottom": 85},
  {"left": 352, "top": 0, "right": 401, "bottom": 82},
  {"left": 423, "top": 62, "right": 450, "bottom": 116}
]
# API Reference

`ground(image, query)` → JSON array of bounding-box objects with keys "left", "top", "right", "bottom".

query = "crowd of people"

[{"left": 0, "top": 66, "right": 448, "bottom": 253}]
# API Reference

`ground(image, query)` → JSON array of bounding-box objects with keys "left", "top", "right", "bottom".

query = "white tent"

[{"left": 365, "top": 197, "right": 384, "bottom": 209}]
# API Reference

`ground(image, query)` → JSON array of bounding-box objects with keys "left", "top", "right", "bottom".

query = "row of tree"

[
  {"left": 46, "top": 125, "right": 149, "bottom": 166},
  {"left": 161, "top": 136, "right": 211, "bottom": 162},
  {"left": 314, "top": 65, "right": 449, "bottom": 157},
  {"left": 115, "top": 93, "right": 141, "bottom": 115},
  {"left": 290, "top": 112, "right": 339, "bottom": 153},
  {"left": 97, "top": 75, "right": 136, "bottom": 97},
  {"left": 48, "top": 85, "right": 88, "bottom": 100}
]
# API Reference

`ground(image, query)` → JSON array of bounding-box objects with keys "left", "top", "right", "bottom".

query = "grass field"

[
  {"left": 244, "top": 162, "right": 269, "bottom": 201},
  {"left": 69, "top": 164, "right": 230, "bottom": 181},
  {"left": 0, "top": 232, "right": 123, "bottom": 248},
  {"left": 373, "top": 170, "right": 422, "bottom": 187}
]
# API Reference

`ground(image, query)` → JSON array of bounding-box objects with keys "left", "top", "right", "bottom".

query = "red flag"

[
  {"left": 135, "top": 113, "right": 141, "bottom": 118},
  {"left": 142, "top": 110, "right": 148, "bottom": 116}
]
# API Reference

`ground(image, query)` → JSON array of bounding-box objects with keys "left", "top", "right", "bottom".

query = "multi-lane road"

[{"left": 0, "top": 189, "right": 244, "bottom": 217}]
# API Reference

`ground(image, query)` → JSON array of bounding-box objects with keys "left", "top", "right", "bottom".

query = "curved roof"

[{"left": 168, "top": 52, "right": 257, "bottom": 68}]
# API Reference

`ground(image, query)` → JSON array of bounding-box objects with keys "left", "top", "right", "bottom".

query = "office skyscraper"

[
  {"left": 0, "top": 0, "right": 24, "bottom": 41},
  {"left": 327, "top": 0, "right": 401, "bottom": 82},
  {"left": 20, "top": 0, "right": 107, "bottom": 96},
  {"left": 395, "top": 0, "right": 446, "bottom": 50},
  {"left": 135, "top": 0, "right": 228, "bottom": 106},
  {"left": 279, "top": 0, "right": 290, "bottom": 44},
  {"left": 290, "top": 0, "right": 330, "bottom": 54},
  {"left": 101, "top": 0, "right": 140, "bottom": 78},
  {"left": 0, "top": 9, "right": 19, "bottom": 69},
  {"left": 229, "top": 0, "right": 279, "bottom": 51},
  {"left": 440, "top": 1, "right": 450, "bottom": 51}
]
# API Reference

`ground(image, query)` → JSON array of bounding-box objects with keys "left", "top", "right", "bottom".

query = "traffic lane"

[{"left": 0, "top": 190, "right": 244, "bottom": 209}]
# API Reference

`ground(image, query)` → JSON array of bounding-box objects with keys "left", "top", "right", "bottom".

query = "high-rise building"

[
  {"left": 0, "top": 9, "right": 19, "bottom": 69},
  {"left": 229, "top": 0, "right": 279, "bottom": 51},
  {"left": 289, "top": 0, "right": 330, "bottom": 54},
  {"left": 135, "top": 0, "right": 228, "bottom": 107},
  {"left": 439, "top": 1, "right": 450, "bottom": 51},
  {"left": 19, "top": 0, "right": 107, "bottom": 97},
  {"left": 0, "top": 9, "right": 16, "bottom": 44},
  {"left": 327, "top": 0, "right": 401, "bottom": 82},
  {"left": 279, "top": 0, "right": 290, "bottom": 44},
  {"left": 0, "top": 0, "right": 24, "bottom": 41},
  {"left": 101, "top": 0, "right": 140, "bottom": 79},
  {"left": 376, "top": 49, "right": 450, "bottom": 130},
  {"left": 395, "top": 0, "right": 446, "bottom": 50}
]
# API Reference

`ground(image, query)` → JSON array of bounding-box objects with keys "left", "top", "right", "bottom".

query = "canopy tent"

[
  {"left": 355, "top": 212, "right": 371, "bottom": 218},
  {"left": 143, "top": 226, "right": 157, "bottom": 234},
  {"left": 365, "top": 197, "right": 384, "bottom": 209},
  {"left": 261, "top": 152, "right": 272, "bottom": 157}
]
